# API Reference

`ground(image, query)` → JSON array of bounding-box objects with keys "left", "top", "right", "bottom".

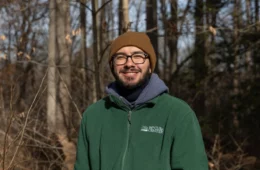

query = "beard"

[{"left": 113, "top": 66, "right": 151, "bottom": 89}]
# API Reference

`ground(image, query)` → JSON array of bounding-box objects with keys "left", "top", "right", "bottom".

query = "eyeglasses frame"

[{"left": 112, "top": 52, "right": 149, "bottom": 66}]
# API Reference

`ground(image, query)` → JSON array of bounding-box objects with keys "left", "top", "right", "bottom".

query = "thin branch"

[
  {"left": 7, "top": 69, "right": 48, "bottom": 169},
  {"left": 98, "top": 42, "right": 111, "bottom": 65},
  {"left": 77, "top": 0, "right": 93, "bottom": 12},
  {"left": 96, "top": 0, "right": 112, "bottom": 14},
  {"left": 179, "top": 0, "right": 192, "bottom": 34},
  {"left": 57, "top": 69, "right": 82, "bottom": 119},
  {"left": 146, "top": 27, "right": 158, "bottom": 33},
  {"left": 170, "top": 54, "right": 193, "bottom": 80},
  {"left": 2, "top": 84, "right": 16, "bottom": 170},
  {"left": 15, "top": 60, "right": 95, "bottom": 73}
]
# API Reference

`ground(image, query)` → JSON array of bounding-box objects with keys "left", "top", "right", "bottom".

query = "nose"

[{"left": 124, "top": 56, "right": 135, "bottom": 67}]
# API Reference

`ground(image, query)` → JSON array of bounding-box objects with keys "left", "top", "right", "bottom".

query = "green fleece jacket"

[{"left": 74, "top": 93, "right": 208, "bottom": 170}]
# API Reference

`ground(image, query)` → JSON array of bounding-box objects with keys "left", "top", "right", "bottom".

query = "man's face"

[{"left": 112, "top": 46, "right": 151, "bottom": 89}]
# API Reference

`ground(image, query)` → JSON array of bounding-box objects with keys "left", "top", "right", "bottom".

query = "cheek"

[
  {"left": 141, "top": 62, "right": 151, "bottom": 73},
  {"left": 114, "top": 66, "right": 121, "bottom": 74}
]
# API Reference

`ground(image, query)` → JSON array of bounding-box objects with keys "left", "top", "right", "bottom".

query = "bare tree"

[
  {"left": 245, "top": 0, "right": 252, "bottom": 71},
  {"left": 159, "top": 0, "right": 168, "bottom": 80},
  {"left": 146, "top": 0, "right": 159, "bottom": 73},
  {"left": 119, "top": 0, "right": 130, "bottom": 34},
  {"left": 167, "top": 0, "right": 178, "bottom": 92},
  {"left": 80, "top": 0, "right": 88, "bottom": 106},
  {"left": 255, "top": 0, "right": 259, "bottom": 31},
  {"left": 231, "top": 0, "right": 242, "bottom": 130},
  {"left": 47, "top": 0, "right": 57, "bottom": 133},
  {"left": 91, "top": 0, "right": 102, "bottom": 100},
  {"left": 0, "top": 85, "right": 5, "bottom": 127},
  {"left": 193, "top": 0, "right": 207, "bottom": 116},
  {"left": 56, "top": 0, "right": 72, "bottom": 137}
]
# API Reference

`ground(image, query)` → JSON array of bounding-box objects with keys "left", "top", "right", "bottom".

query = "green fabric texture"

[{"left": 74, "top": 93, "right": 208, "bottom": 170}]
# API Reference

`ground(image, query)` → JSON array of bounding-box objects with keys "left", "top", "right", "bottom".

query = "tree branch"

[
  {"left": 96, "top": 0, "right": 112, "bottom": 14},
  {"left": 170, "top": 54, "right": 193, "bottom": 81}
]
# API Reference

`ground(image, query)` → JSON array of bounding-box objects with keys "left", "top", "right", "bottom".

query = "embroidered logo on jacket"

[{"left": 140, "top": 126, "right": 164, "bottom": 134}]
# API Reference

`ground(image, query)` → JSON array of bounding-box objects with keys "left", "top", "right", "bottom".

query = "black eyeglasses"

[{"left": 112, "top": 52, "right": 149, "bottom": 65}]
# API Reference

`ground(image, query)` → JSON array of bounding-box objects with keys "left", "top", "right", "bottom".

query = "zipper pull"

[{"left": 128, "top": 111, "right": 132, "bottom": 124}]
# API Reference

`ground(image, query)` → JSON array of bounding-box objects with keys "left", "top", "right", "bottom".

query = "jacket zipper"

[{"left": 121, "top": 110, "right": 132, "bottom": 170}]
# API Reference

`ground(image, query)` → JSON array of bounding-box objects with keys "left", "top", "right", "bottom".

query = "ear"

[{"left": 149, "top": 67, "right": 152, "bottom": 73}]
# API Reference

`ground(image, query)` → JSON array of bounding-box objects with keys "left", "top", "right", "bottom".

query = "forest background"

[{"left": 0, "top": 0, "right": 259, "bottom": 169}]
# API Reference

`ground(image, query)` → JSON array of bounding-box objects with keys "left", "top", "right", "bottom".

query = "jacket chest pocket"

[{"left": 132, "top": 125, "right": 165, "bottom": 154}]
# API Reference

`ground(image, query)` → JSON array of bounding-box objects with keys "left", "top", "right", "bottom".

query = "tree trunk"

[
  {"left": 56, "top": 0, "right": 71, "bottom": 136},
  {"left": 146, "top": 0, "right": 159, "bottom": 73},
  {"left": 245, "top": 0, "right": 252, "bottom": 71},
  {"left": 193, "top": 0, "right": 207, "bottom": 116},
  {"left": 92, "top": 0, "right": 102, "bottom": 100},
  {"left": 255, "top": 0, "right": 259, "bottom": 31},
  {"left": 205, "top": 0, "right": 221, "bottom": 70},
  {"left": 232, "top": 0, "right": 241, "bottom": 129},
  {"left": 119, "top": 0, "right": 130, "bottom": 34},
  {"left": 108, "top": 1, "right": 115, "bottom": 39},
  {"left": 80, "top": 0, "right": 87, "bottom": 106},
  {"left": 47, "top": 0, "right": 57, "bottom": 134},
  {"left": 168, "top": 0, "right": 178, "bottom": 92},
  {"left": 0, "top": 85, "right": 5, "bottom": 128},
  {"left": 159, "top": 0, "right": 167, "bottom": 80},
  {"left": 254, "top": 0, "right": 259, "bottom": 76}
]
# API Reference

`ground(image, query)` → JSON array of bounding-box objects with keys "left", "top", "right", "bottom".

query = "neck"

[{"left": 116, "top": 78, "right": 150, "bottom": 103}]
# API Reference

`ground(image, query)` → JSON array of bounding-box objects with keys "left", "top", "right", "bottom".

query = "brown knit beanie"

[{"left": 109, "top": 31, "right": 156, "bottom": 72}]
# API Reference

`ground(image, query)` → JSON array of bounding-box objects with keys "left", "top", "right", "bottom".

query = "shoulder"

[
  {"left": 154, "top": 93, "right": 198, "bottom": 125},
  {"left": 82, "top": 96, "right": 109, "bottom": 119},
  {"left": 158, "top": 94, "right": 202, "bottom": 136},
  {"left": 157, "top": 93, "right": 193, "bottom": 112}
]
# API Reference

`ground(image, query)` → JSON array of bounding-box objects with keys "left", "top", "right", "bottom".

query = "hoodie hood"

[{"left": 105, "top": 73, "right": 168, "bottom": 107}]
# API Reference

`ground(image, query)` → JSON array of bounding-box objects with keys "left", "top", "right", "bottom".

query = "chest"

[
  {"left": 87, "top": 105, "right": 175, "bottom": 170},
  {"left": 95, "top": 107, "right": 174, "bottom": 156}
]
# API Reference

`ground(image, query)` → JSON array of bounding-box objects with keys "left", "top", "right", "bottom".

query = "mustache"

[{"left": 120, "top": 68, "right": 141, "bottom": 73}]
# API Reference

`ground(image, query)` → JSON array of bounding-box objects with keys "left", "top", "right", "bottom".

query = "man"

[{"left": 74, "top": 31, "right": 208, "bottom": 170}]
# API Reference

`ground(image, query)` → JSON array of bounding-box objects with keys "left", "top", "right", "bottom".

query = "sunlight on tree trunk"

[
  {"left": 47, "top": 0, "right": 57, "bottom": 134},
  {"left": 119, "top": 0, "right": 130, "bottom": 34},
  {"left": 56, "top": 0, "right": 72, "bottom": 136}
]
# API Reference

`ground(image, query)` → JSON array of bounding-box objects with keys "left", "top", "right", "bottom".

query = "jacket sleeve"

[
  {"left": 74, "top": 113, "right": 90, "bottom": 170},
  {"left": 170, "top": 111, "right": 209, "bottom": 170}
]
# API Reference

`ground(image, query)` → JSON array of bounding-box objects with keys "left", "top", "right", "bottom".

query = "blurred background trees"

[{"left": 0, "top": 0, "right": 259, "bottom": 169}]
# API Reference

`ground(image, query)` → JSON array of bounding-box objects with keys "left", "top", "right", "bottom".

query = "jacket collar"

[{"left": 106, "top": 73, "right": 168, "bottom": 108}]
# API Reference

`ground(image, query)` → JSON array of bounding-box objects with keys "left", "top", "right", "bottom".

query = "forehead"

[{"left": 116, "top": 46, "right": 144, "bottom": 53}]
